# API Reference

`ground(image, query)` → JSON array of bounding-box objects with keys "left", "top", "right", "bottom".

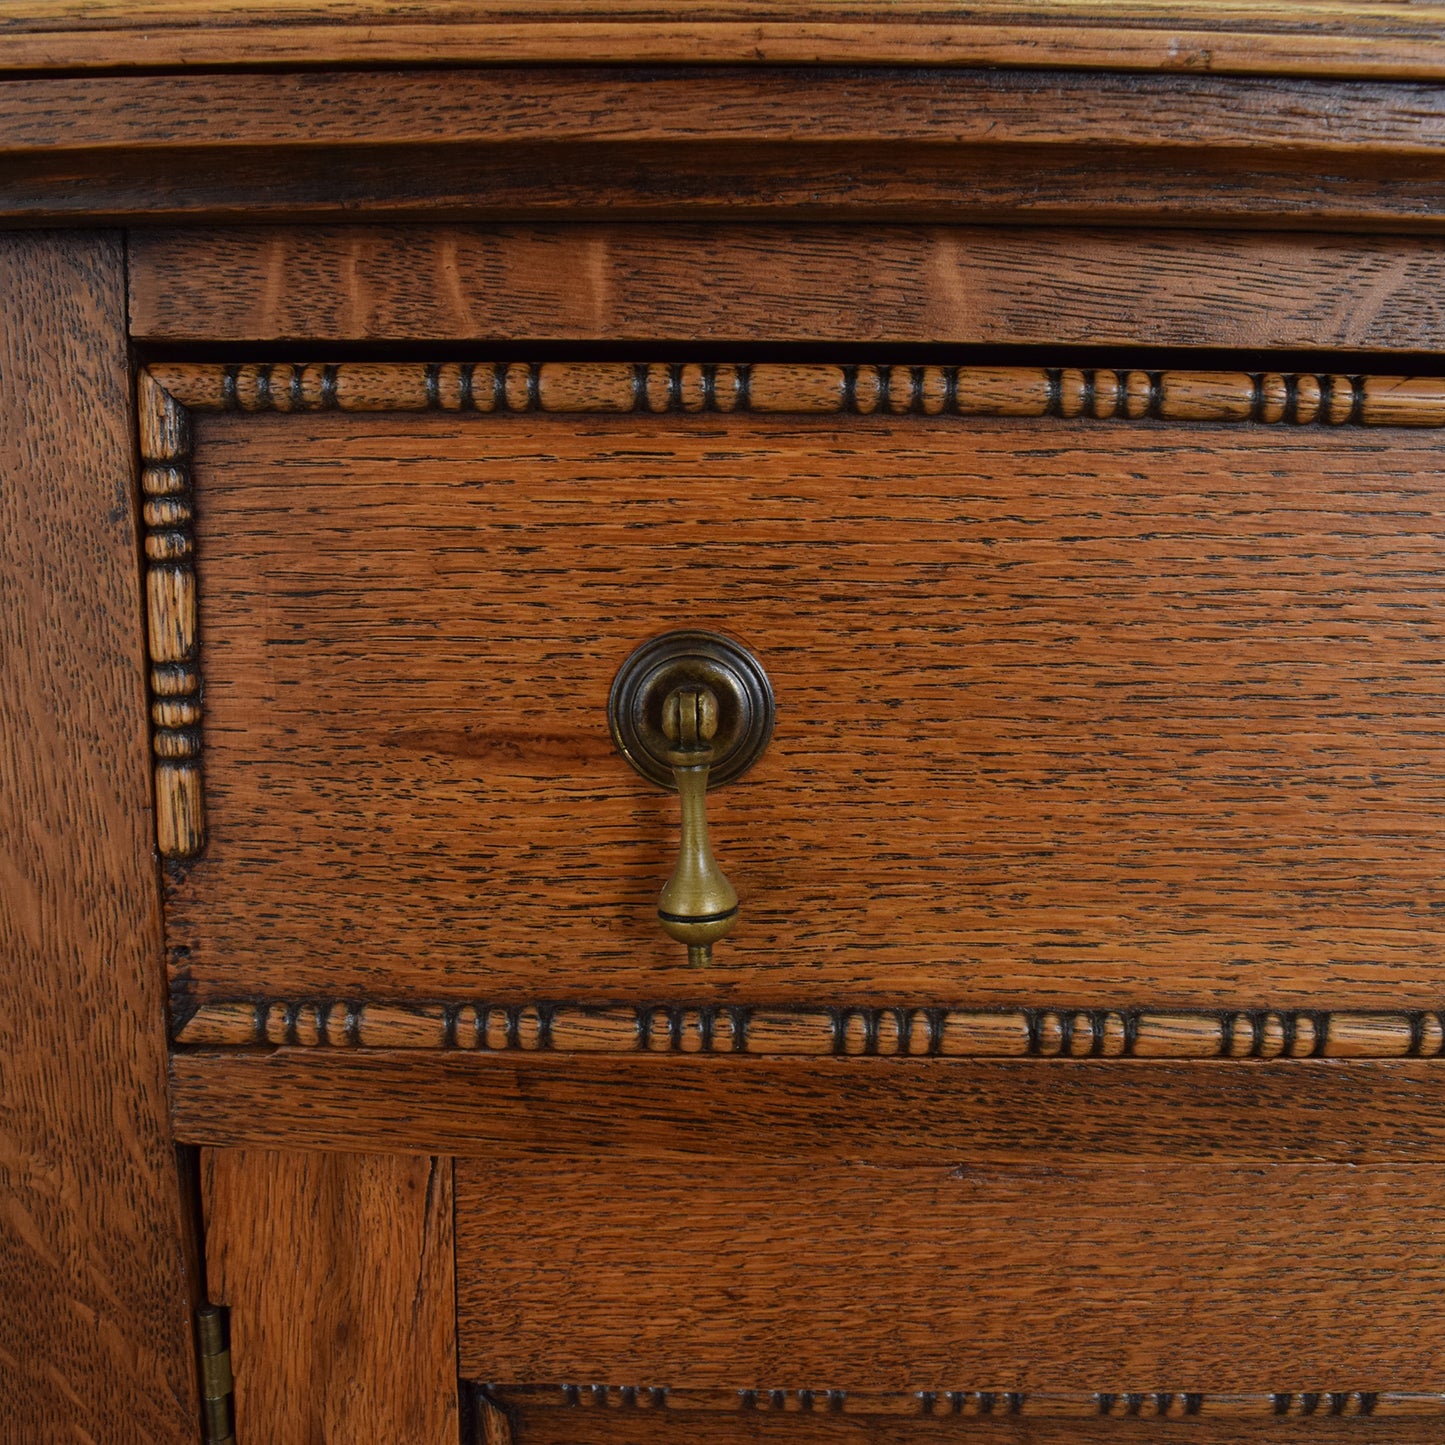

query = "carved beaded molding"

[
  {"left": 485, "top": 1384, "right": 1445, "bottom": 1421},
  {"left": 172, "top": 1000, "right": 1445, "bottom": 1060},
  {"left": 143, "top": 361, "right": 1445, "bottom": 1056}
]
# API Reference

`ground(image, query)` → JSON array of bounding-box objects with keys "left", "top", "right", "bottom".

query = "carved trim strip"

[
  {"left": 148, "top": 361, "right": 1445, "bottom": 426},
  {"left": 173, "top": 1001, "right": 1445, "bottom": 1060},
  {"left": 488, "top": 1384, "right": 1445, "bottom": 1420},
  {"left": 138, "top": 370, "right": 204, "bottom": 859}
]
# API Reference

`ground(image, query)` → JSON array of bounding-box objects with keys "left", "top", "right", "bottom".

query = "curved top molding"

[
  {"left": 9, "top": 2, "right": 1445, "bottom": 78},
  {"left": 6, "top": 63, "right": 1445, "bottom": 229}
]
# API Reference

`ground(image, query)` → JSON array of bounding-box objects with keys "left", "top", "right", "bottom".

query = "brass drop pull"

[
  {"left": 658, "top": 685, "right": 737, "bottom": 966},
  {"left": 609, "top": 631, "right": 774, "bottom": 967}
]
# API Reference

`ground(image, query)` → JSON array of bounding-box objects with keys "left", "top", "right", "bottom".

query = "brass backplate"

[{"left": 608, "top": 629, "right": 774, "bottom": 790}]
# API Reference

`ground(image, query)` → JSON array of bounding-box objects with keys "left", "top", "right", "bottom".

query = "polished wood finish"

[
  {"left": 129, "top": 226, "right": 1445, "bottom": 351},
  {"left": 11, "top": 14, "right": 1445, "bottom": 1429},
  {"left": 153, "top": 358, "right": 1445, "bottom": 423},
  {"left": 502, "top": 1402, "right": 1445, "bottom": 1445},
  {"left": 489, "top": 1383, "right": 1445, "bottom": 1445},
  {"left": 169, "top": 1053, "right": 1445, "bottom": 1165},
  {"left": 28, "top": 68, "right": 1445, "bottom": 156},
  {"left": 496, "top": 1383, "right": 1445, "bottom": 1418},
  {"left": 10, "top": 2, "right": 1445, "bottom": 77},
  {"left": 455, "top": 1157, "right": 1445, "bottom": 1387},
  {"left": 175, "top": 999, "right": 1445, "bottom": 1061},
  {"left": 0, "top": 232, "right": 198, "bottom": 1443},
  {"left": 203, "top": 1148, "right": 459, "bottom": 1444},
  {"left": 159, "top": 384, "right": 1445, "bottom": 1007},
  {"left": 139, "top": 368, "right": 205, "bottom": 859},
  {"left": 11, "top": 67, "right": 1445, "bottom": 225}
]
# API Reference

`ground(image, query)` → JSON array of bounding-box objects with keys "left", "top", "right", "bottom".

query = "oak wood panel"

[
  {"left": 11, "top": 69, "right": 1445, "bottom": 226},
  {"left": 168, "top": 1052, "right": 1445, "bottom": 1164},
  {"left": 12, "top": 139, "right": 1445, "bottom": 231},
  {"left": 0, "top": 233, "right": 198, "bottom": 1442},
  {"left": 11, "top": 2, "right": 1445, "bottom": 77},
  {"left": 203, "top": 1148, "right": 458, "bottom": 1445},
  {"left": 454, "top": 1157, "right": 1445, "bottom": 1387},
  {"left": 503, "top": 1406, "right": 1445, "bottom": 1445},
  {"left": 19, "top": 69, "right": 1445, "bottom": 156},
  {"left": 169, "top": 410, "right": 1445, "bottom": 1007},
  {"left": 128, "top": 225, "right": 1445, "bottom": 352}
]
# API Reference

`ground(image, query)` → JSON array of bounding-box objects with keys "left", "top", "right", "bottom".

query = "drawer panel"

[
  {"left": 456, "top": 1156, "right": 1445, "bottom": 1389},
  {"left": 157, "top": 362, "right": 1445, "bottom": 1008}
]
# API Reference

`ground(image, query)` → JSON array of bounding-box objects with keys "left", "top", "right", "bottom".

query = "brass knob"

[{"left": 609, "top": 630, "right": 774, "bottom": 967}]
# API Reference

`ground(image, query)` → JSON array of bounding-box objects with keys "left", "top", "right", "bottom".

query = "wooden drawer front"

[
  {"left": 151, "top": 361, "right": 1445, "bottom": 1017},
  {"left": 195, "top": 1146, "right": 1445, "bottom": 1445},
  {"left": 454, "top": 1157, "right": 1445, "bottom": 1391}
]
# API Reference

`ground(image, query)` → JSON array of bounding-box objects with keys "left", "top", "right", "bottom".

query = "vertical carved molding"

[{"left": 138, "top": 370, "right": 203, "bottom": 858}]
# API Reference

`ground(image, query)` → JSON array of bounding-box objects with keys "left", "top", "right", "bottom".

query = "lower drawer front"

[
  {"left": 454, "top": 1157, "right": 1444, "bottom": 1390},
  {"left": 201, "top": 1145, "right": 1445, "bottom": 1445}
]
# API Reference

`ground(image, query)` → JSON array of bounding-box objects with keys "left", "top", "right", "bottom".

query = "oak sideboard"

[{"left": 9, "top": 6, "right": 1445, "bottom": 1443}]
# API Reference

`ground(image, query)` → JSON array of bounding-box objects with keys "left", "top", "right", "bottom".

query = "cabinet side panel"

[{"left": 0, "top": 232, "right": 198, "bottom": 1442}]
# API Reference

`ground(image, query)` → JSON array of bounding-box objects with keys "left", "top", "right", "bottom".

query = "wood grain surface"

[
  {"left": 487, "top": 1382, "right": 1445, "bottom": 1445},
  {"left": 494, "top": 1382, "right": 1445, "bottom": 1419},
  {"left": 0, "top": 233, "right": 198, "bottom": 1442},
  {"left": 152, "top": 360, "right": 1445, "bottom": 425},
  {"left": 173, "top": 999, "right": 1445, "bottom": 1061},
  {"left": 28, "top": 68, "right": 1445, "bottom": 156},
  {"left": 10, "top": 1, "right": 1445, "bottom": 77},
  {"left": 11, "top": 67, "right": 1445, "bottom": 225},
  {"left": 455, "top": 1156, "right": 1445, "bottom": 1388},
  {"left": 165, "top": 401, "right": 1445, "bottom": 1008},
  {"left": 128, "top": 225, "right": 1445, "bottom": 352},
  {"left": 203, "top": 1148, "right": 458, "bottom": 1445},
  {"left": 139, "top": 368, "right": 206, "bottom": 859},
  {"left": 497, "top": 1402, "right": 1445, "bottom": 1445},
  {"left": 168, "top": 1052, "right": 1445, "bottom": 1165}
]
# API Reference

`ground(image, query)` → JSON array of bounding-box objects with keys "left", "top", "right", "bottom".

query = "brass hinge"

[{"left": 197, "top": 1304, "right": 235, "bottom": 1445}]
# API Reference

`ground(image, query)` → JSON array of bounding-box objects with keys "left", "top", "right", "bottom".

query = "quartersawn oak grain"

[
  {"left": 454, "top": 1157, "right": 1445, "bottom": 1388},
  {"left": 30, "top": 69, "right": 1445, "bottom": 157},
  {"left": 10, "top": 1, "right": 1445, "bottom": 77},
  {"left": 128, "top": 225, "right": 1445, "bottom": 352},
  {"left": 138, "top": 369, "right": 206, "bottom": 859},
  {"left": 203, "top": 1148, "right": 458, "bottom": 1445},
  {"left": 168, "top": 1052, "right": 1445, "bottom": 1165},
  {"left": 12, "top": 68, "right": 1445, "bottom": 226},
  {"left": 165, "top": 405, "right": 1445, "bottom": 1008},
  {"left": 0, "top": 233, "right": 198, "bottom": 1442}
]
